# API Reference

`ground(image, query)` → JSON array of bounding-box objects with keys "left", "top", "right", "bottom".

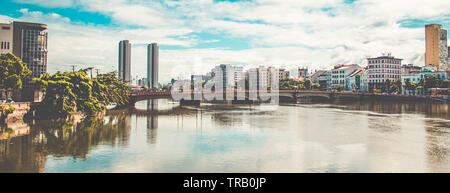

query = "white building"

[
  {"left": 0, "top": 23, "right": 13, "bottom": 54},
  {"left": 211, "top": 64, "right": 244, "bottom": 90},
  {"left": 248, "top": 66, "right": 268, "bottom": 90},
  {"left": 331, "top": 64, "right": 362, "bottom": 90}
]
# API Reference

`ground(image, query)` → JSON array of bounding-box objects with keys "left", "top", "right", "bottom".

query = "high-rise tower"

[
  {"left": 12, "top": 22, "right": 48, "bottom": 79},
  {"left": 147, "top": 43, "right": 159, "bottom": 88},
  {"left": 118, "top": 40, "right": 131, "bottom": 83},
  {"left": 425, "top": 24, "right": 448, "bottom": 70}
]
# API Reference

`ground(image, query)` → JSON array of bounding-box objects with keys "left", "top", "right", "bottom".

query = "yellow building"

[{"left": 425, "top": 24, "right": 448, "bottom": 70}]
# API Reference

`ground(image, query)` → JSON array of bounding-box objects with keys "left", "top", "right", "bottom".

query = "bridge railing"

[{"left": 129, "top": 90, "right": 449, "bottom": 100}]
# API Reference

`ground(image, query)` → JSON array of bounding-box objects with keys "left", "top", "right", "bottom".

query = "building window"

[{"left": 7, "top": 42, "right": 9, "bottom": 50}]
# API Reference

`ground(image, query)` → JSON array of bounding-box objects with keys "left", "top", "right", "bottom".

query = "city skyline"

[{"left": 0, "top": 0, "right": 449, "bottom": 83}]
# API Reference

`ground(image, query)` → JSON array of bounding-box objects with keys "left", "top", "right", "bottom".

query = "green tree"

[
  {"left": 33, "top": 70, "right": 130, "bottom": 119},
  {"left": 384, "top": 79, "right": 391, "bottom": 93},
  {"left": 303, "top": 79, "right": 312, "bottom": 90},
  {"left": 405, "top": 79, "right": 414, "bottom": 95},
  {"left": 93, "top": 72, "right": 130, "bottom": 108},
  {"left": 312, "top": 83, "right": 320, "bottom": 90},
  {"left": 441, "top": 80, "right": 450, "bottom": 88},
  {"left": 392, "top": 79, "right": 402, "bottom": 94},
  {"left": 336, "top": 84, "right": 344, "bottom": 92},
  {"left": 0, "top": 104, "right": 15, "bottom": 122},
  {"left": 419, "top": 74, "right": 441, "bottom": 95},
  {"left": 0, "top": 53, "right": 31, "bottom": 100}
]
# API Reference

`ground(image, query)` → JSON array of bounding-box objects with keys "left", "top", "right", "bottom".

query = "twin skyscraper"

[{"left": 118, "top": 40, "right": 159, "bottom": 88}]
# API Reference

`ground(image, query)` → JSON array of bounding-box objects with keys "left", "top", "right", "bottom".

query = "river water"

[{"left": 0, "top": 99, "right": 449, "bottom": 173}]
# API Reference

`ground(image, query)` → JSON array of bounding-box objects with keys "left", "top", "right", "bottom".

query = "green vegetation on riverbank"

[
  {"left": 405, "top": 75, "right": 450, "bottom": 95},
  {"left": 33, "top": 70, "right": 130, "bottom": 119},
  {"left": 0, "top": 104, "right": 15, "bottom": 123},
  {"left": 280, "top": 78, "right": 320, "bottom": 90},
  {"left": 0, "top": 53, "right": 31, "bottom": 101}
]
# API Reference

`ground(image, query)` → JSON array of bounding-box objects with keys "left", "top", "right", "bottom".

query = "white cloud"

[
  {"left": 3, "top": 0, "right": 450, "bottom": 83},
  {"left": 15, "top": 0, "right": 75, "bottom": 8}
]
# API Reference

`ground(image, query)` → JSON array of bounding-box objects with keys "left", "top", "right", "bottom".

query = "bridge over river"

[{"left": 128, "top": 90, "right": 448, "bottom": 106}]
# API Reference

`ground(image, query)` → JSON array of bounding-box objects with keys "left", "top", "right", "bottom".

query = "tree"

[
  {"left": 392, "top": 79, "right": 402, "bottom": 94},
  {"left": 312, "top": 83, "right": 320, "bottom": 90},
  {"left": 0, "top": 104, "right": 15, "bottom": 123},
  {"left": 419, "top": 74, "right": 441, "bottom": 95},
  {"left": 423, "top": 75, "right": 439, "bottom": 89},
  {"left": 441, "top": 80, "right": 450, "bottom": 89},
  {"left": 93, "top": 72, "right": 130, "bottom": 108},
  {"left": 303, "top": 79, "right": 312, "bottom": 90},
  {"left": 0, "top": 53, "right": 31, "bottom": 100},
  {"left": 33, "top": 70, "right": 130, "bottom": 119},
  {"left": 384, "top": 79, "right": 391, "bottom": 93},
  {"left": 336, "top": 84, "right": 344, "bottom": 92},
  {"left": 405, "top": 79, "right": 413, "bottom": 95}
]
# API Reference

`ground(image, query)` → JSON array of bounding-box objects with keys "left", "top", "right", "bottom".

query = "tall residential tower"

[
  {"left": 147, "top": 43, "right": 159, "bottom": 88},
  {"left": 118, "top": 40, "right": 131, "bottom": 83},
  {"left": 425, "top": 24, "right": 448, "bottom": 71}
]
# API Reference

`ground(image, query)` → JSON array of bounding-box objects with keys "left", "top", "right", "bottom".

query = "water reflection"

[
  {"left": 0, "top": 99, "right": 449, "bottom": 173},
  {"left": 147, "top": 99, "right": 158, "bottom": 144}
]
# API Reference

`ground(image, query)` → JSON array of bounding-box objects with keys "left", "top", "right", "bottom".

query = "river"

[{"left": 0, "top": 99, "right": 449, "bottom": 173}]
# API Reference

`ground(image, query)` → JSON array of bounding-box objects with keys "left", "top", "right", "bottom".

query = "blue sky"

[{"left": 1, "top": 0, "right": 449, "bottom": 83}]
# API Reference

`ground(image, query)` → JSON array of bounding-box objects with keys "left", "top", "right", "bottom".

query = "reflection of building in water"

[
  {"left": 147, "top": 115, "right": 158, "bottom": 144},
  {"left": 147, "top": 99, "right": 159, "bottom": 111},
  {"left": 211, "top": 112, "right": 244, "bottom": 127},
  {"left": 147, "top": 99, "right": 158, "bottom": 144}
]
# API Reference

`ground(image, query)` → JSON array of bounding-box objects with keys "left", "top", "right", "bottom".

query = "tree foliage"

[
  {"left": 33, "top": 70, "right": 130, "bottom": 119},
  {"left": 0, "top": 104, "right": 15, "bottom": 122},
  {"left": 279, "top": 78, "right": 317, "bottom": 90},
  {"left": 404, "top": 78, "right": 418, "bottom": 95},
  {"left": 93, "top": 72, "right": 130, "bottom": 108},
  {"left": 0, "top": 53, "right": 31, "bottom": 98}
]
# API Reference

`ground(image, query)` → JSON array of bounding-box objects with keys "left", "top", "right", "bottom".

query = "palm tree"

[{"left": 405, "top": 79, "right": 412, "bottom": 95}]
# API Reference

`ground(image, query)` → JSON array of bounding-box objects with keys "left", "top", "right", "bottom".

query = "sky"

[{"left": 0, "top": 0, "right": 449, "bottom": 83}]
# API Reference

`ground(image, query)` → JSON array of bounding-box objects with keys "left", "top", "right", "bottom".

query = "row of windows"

[
  {"left": 368, "top": 60, "right": 401, "bottom": 64},
  {"left": 332, "top": 70, "right": 345, "bottom": 74},
  {"left": 369, "top": 79, "right": 396, "bottom": 83},
  {"left": 332, "top": 75, "right": 346, "bottom": 78},
  {"left": 369, "top": 75, "right": 401, "bottom": 79},
  {"left": 332, "top": 80, "right": 345, "bottom": 84},
  {"left": 368, "top": 70, "right": 401, "bottom": 74},
  {"left": 0, "top": 41, "right": 10, "bottom": 50},
  {"left": 368, "top": 64, "right": 401, "bottom": 69},
  {"left": 404, "top": 78, "right": 418, "bottom": 82}
]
